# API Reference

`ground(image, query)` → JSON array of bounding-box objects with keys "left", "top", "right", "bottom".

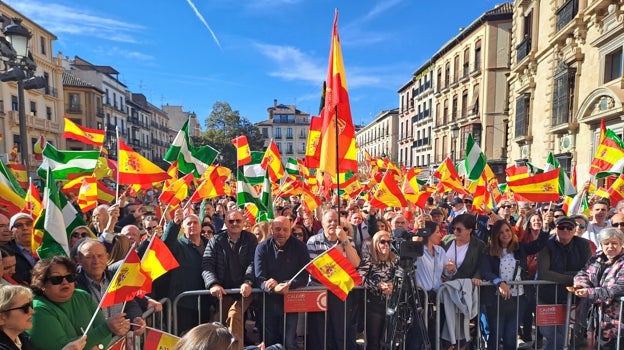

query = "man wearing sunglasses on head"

[
  {"left": 202, "top": 209, "right": 257, "bottom": 350},
  {"left": 537, "top": 216, "right": 592, "bottom": 350}
]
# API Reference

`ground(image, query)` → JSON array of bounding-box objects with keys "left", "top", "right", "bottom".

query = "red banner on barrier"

[
  {"left": 536, "top": 304, "right": 567, "bottom": 326},
  {"left": 284, "top": 290, "right": 327, "bottom": 313}
]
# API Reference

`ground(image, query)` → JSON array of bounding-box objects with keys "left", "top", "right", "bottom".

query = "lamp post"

[
  {"left": 0, "top": 18, "right": 46, "bottom": 174},
  {"left": 450, "top": 124, "right": 459, "bottom": 161}
]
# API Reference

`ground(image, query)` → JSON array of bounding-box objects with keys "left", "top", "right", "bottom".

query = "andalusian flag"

[
  {"left": 261, "top": 140, "right": 285, "bottom": 182},
  {"left": 286, "top": 158, "right": 300, "bottom": 176},
  {"left": 36, "top": 169, "right": 86, "bottom": 259},
  {"left": 257, "top": 170, "right": 274, "bottom": 223},
  {"left": 317, "top": 11, "right": 358, "bottom": 177},
  {"left": 231, "top": 135, "right": 252, "bottom": 166},
  {"left": 141, "top": 236, "right": 179, "bottom": 281},
  {"left": 118, "top": 140, "right": 170, "bottom": 184},
  {"left": 144, "top": 329, "right": 180, "bottom": 350},
  {"left": 242, "top": 151, "right": 266, "bottom": 186},
  {"left": 38, "top": 143, "right": 99, "bottom": 180},
  {"left": 507, "top": 168, "right": 560, "bottom": 203},
  {"left": 63, "top": 117, "right": 105, "bottom": 146},
  {"left": 101, "top": 249, "right": 151, "bottom": 307},
  {"left": 465, "top": 134, "right": 487, "bottom": 181},
  {"left": 305, "top": 245, "right": 362, "bottom": 301},
  {"left": 164, "top": 119, "right": 219, "bottom": 177}
]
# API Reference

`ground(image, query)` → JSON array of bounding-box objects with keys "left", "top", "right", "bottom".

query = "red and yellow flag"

[
  {"left": 97, "top": 181, "right": 115, "bottom": 204},
  {"left": 231, "top": 135, "right": 252, "bottom": 166},
  {"left": 6, "top": 163, "right": 27, "bottom": 190},
  {"left": 507, "top": 168, "right": 560, "bottom": 203},
  {"left": 589, "top": 120, "right": 624, "bottom": 176},
  {"left": 0, "top": 182, "right": 26, "bottom": 217},
  {"left": 305, "top": 115, "right": 323, "bottom": 169},
  {"left": 189, "top": 167, "right": 229, "bottom": 203},
  {"left": 505, "top": 165, "right": 529, "bottom": 182},
  {"left": 77, "top": 175, "right": 98, "bottom": 213},
  {"left": 434, "top": 157, "right": 468, "bottom": 195},
  {"left": 261, "top": 140, "right": 285, "bottom": 182},
  {"left": 141, "top": 236, "right": 179, "bottom": 281},
  {"left": 144, "top": 329, "right": 179, "bottom": 350},
  {"left": 101, "top": 250, "right": 151, "bottom": 308},
  {"left": 159, "top": 173, "right": 194, "bottom": 209},
  {"left": 118, "top": 140, "right": 170, "bottom": 184},
  {"left": 369, "top": 170, "right": 408, "bottom": 209},
  {"left": 306, "top": 246, "right": 362, "bottom": 301},
  {"left": 63, "top": 117, "right": 105, "bottom": 146},
  {"left": 317, "top": 11, "right": 358, "bottom": 177},
  {"left": 607, "top": 175, "right": 624, "bottom": 207},
  {"left": 22, "top": 182, "right": 43, "bottom": 221},
  {"left": 33, "top": 136, "right": 45, "bottom": 161},
  {"left": 301, "top": 184, "right": 321, "bottom": 212}
]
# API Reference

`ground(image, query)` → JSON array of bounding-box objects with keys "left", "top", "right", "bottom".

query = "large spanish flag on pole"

[
  {"left": 317, "top": 10, "right": 358, "bottom": 178},
  {"left": 304, "top": 245, "right": 362, "bottom": 301},
  {"left": 63, "top": 117, "right": 105, "bottom": 147},
  {"left": 507, "top": 168, "right": 560, "bottom": 203}
]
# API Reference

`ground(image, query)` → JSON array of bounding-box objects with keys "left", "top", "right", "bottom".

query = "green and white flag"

[
  {"left": 164, "top": 119, "right": 219, "bottom": 177},
  {"left": 0, "top": 161, "right": 25, "bottom": 197},
  {"left": 545, "top": 152, "right": 576, "bottom": 197},
  {"left": 242, "top": 151, "right": 265, "bottom": 186},
  {"left": 465, "top": 134, "right": 487, "bottom": 181},
  {"left": 38, "top": 143, "right": 99, "bottom": 180},
  {"left": 257, "top": 169, "right": 274, "bottom": 222},
  {"left": 36, "top": 169, "right": 86, "bottom": 259},
  {"left": 285, "top": 158, "right": 300, "bottom": 177},
  {"left": 237, "top": 151, "right": 266, "bottom": 209}
]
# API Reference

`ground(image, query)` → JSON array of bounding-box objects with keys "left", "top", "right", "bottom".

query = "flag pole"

[
  {"left": 288, "top": 242, "right": 340, "bottom": 285},
  {"left": 334, "top": 105, "right": 340, "bottom": 209},
  {"left": 115, "top": 126, "right": 120, "bottom": 203},
  {"left": 83, "top": 243, "right": 136, "bottom": 335},
  {"left": 27, "top": 177, "right": 33, "bottom": 217}
]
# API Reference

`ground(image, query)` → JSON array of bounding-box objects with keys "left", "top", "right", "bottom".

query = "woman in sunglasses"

[
  {"left": 357, "top": 230, "right": 397, "bottom": 350},
  {"left": 0, "top": 285, "right": 38, "bottom": 349},
  {"left": 28, "top": 256, "right": 125, "bottom": 350}
]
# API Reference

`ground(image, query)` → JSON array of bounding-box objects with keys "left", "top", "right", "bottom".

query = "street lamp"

[
  {"left": 450, "top": 124, "right": 459, "bottom": 161},
  {"left": 0, "top": 18, "right": 46, "bottom": 174}
]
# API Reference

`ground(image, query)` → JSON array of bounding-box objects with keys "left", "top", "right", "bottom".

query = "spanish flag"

[
  {"left": 100, "top": 249, "right": 151, "bottom": 308},
  {"left": 607, "top": 175, "right": 624, "bottom": 207},
  {"left": 306, "top": 246, "right": 362, "bottom": 301},
  {"left": 434, "top": 157, "right": 468, "bottom": 195},
  {"left": 141, "top": 236, "right": 179, "bottom": 281},
  {"left": 77, "top": 175, "right": 98, "bottom": 213},
  {"left": 507, "top": 168, "right": 560, "bottom": 203},
  {"left": 261, "top": 140, "right": 285, "bottom": 182},
  {"left": 144, "top": 329, "right": 179, "bottom": 350},
  {"left": 369, "top": 170, "right": 408, "bottom": 209},
  {"left": 159, "top": 173, "right": 194, "bottom": 209},
  {"left": 117, "top": 140, "right": 170, "bottom": 184},
  {"left": 231, "top": 135, "right": 252, "bottom": 166},
  {"left": 305, "top": 115, "right": 322, "bottom": 169},
  {"left": 63, "top": 117, "right": 105, "bottom": 147}
]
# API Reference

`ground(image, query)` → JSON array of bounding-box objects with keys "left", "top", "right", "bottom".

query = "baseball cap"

[
  {"left": 555, "top": 216, "right": 576, "bottom": 227},
  {"left": 9, "top": 213, "right": 33, "bottom": 230}
]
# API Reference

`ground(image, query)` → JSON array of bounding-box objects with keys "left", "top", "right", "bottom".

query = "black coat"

[
  {"left": 0, "top": 331, "right": 36, "bottom": 350},
  {"left": 202, "top": 229, "right": 257, "bottom": 290}
]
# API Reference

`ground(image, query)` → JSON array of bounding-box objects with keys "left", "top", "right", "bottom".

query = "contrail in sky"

[{"left": 185, "top": 0, "right": 222, "bottom": 49}]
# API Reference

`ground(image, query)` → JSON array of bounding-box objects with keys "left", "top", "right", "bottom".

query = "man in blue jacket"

[{"left": 255, "top": 216, "right": 309, "bottom": 349}]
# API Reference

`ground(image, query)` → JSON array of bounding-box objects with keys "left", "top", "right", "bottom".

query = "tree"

[{"left": 194, "top": 101, "right": 264, "bottom": 171}]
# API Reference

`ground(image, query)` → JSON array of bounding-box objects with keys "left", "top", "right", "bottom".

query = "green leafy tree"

[{"left": 193, "top": 101, "right": 264, "bottom": 171}]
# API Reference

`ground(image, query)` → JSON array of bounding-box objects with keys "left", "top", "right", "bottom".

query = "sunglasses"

[
  {"left": 71, "top": 231, "right": 90, "bottom": 238},
  {"left": 228, "top": 219, "right": 242, "bottom": 224},
  {"left": 1, "top": 301, "right": 33, "bottom": 314},
  {"left": 554, "top": 215, "right": 563, "bottom": 219},
  {"left": 500, "top": 205, "right": 512, "bottom": 209},
  {"left": 145, "top": 226, "right": 158, "bottom": 232},
  {"left": 379, "top": 239, "right": 393, "bottom": 245},
  {"left": 612, "top": 222, "right": 624, "bottom": 228},
  {"left": 201, "top": 230, "right": 214, "bottom": 234},
  {"left": 543, "top": 209, "right": 555, "bottom": 212},
  {"left": 557, "top": 225, "right": 575, "bottom": 231},
  {"left": 47, "top": 274, "right": 77, "bottom": 285}
]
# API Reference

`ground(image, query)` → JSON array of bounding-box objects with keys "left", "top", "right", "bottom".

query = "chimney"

[{"left": 274, "top": 99, "right": 277, "bottom": 107}]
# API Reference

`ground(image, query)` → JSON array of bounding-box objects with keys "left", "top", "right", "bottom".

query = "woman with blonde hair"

[
  {"left": 357, "top": 231, "right": 397, "bottom": 350},
  {"left": 251, "top": 222, "right": 270, "bottom": 243}
]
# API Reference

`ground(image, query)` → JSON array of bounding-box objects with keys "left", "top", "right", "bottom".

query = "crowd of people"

[{"left": 1, "top": 179, "right": 624, "bottom": 350}]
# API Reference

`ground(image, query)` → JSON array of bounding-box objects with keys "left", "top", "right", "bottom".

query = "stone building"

[{"left": 256, "top": 99, "right": 310, "bottom": 162}]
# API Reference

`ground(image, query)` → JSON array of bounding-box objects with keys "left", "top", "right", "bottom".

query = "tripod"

[{"left": 383, "top": 257, "right": 431, "bottom": 350}]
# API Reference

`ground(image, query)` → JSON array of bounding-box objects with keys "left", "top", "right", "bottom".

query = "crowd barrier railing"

[{"left": 108, "top": 297, "right": 171, "bottom": 348}]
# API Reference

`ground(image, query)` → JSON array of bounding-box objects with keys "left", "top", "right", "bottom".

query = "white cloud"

[{"left": 8, "top": 0, "right": 144, "bottom": 44}]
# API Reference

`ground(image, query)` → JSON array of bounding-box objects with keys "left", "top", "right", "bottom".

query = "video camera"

[{"left": 391, "top": 228, "right": 424, "bottom": 262}]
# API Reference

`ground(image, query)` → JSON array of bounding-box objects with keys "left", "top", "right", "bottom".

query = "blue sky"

[{"left": 8, "top": 0, "right": 504, "bottom": 127}]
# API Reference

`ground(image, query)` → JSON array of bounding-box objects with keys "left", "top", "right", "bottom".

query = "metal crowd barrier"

[{"left": 108, "top": 297, "right": 171, "bottom": 348}]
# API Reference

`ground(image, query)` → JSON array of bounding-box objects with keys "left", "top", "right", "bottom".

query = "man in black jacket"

[{"left": 202, "top": 209, "right": 257, "bottom": 350}]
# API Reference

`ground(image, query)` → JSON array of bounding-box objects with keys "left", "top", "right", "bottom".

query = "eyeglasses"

[
  {"left": 554, "top": 215, "right": 563, "bottom": 219},
  {"left": 201, "top": 230, "right": 214, "bottom": 235},
  {"left": 1, "top": 301, "right": 33, "bottom": 314},
  {"left": 145, "top": 226, "right": 158, "bottom": 232},
  {"left": 228, "top": 219, "right": 242, "bottom": 224},
  {"left": 500, "top": 205, "right": 512, "bottom": 209},
  {"left": 543, "top": 208, "right": 555, "bottom": 213},
  {"left": 46, "top": 274, "right": 77, "bottom": 285},
  {"left": 71, "top": 231, "right": 90, "bottom": 238},
  {"left": 612, "top": 222, "right": 624, "bottom": 228},
  {"left": 556, "top": 225, "right": 575, "bottom": 231},
  {"left": 379, "top": 239, "right": 393, "bottom": 245}
]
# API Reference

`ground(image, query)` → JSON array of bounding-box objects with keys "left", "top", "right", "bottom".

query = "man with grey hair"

[{"left": 120, "top": 225, "right": 142, "bottom": 246}]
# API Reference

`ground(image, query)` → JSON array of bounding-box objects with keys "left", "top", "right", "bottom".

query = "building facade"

[
  {"left": 0, "top": 7, "right": 65, "bottom": 171},
  {"left": 356, "top": 108, "right": 399, "bottom": 165},
  {"left": 256, "top": 100, "right": 310, "bottom": 161},
  {"left": 126, "top": 93, "right": 151, "bottom": 159},
  {"left": 508, "top": 0, "right": 624, "bottom": 183},
  {"left": 162, "top": 105, "right": 201, "bottom": 138},
  {"left": 148, "top": 102, "right": 173, "bottom": 170},
  {"left": 63, "top": 71, "right": 104, "bottom": 151}
]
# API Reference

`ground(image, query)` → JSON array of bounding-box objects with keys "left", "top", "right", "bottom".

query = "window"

[
  {"left": 515, "top": 93, "right": 531, "bottom": 137},
  {"left": 463, "top": 48, "right": 470, "bottom": 77},
  {"left": 40, "top": 36, "right": 46, "bottom": 55},
  {"left": 44, "top": 72, "right": 50, "bottom": 95},
  {"left": 299, "top": 129, "right": 306, "bottom": 138},
  {"left": 444, "top": 62, "right": 450, "bottom": 87},
  {"left": 13, "top": 134, "right": 21, "bottom": 152},
  {"left": 11, "top": 95, "right": 17, "bottom": 111},
  {"left": 474, "top": 41, "right": 482, "bottom": 71},
  {"left": 452, "top": 96, "right": 458, "bottom": 120},
  {"left": 461, "top": 90, "right": 468, "bottom": 117},
  {"left": 30, "top": 101, "right": 36, "bottom": 116},
  {"left": 113, "top": 93, "right": 117, "bottom": 108},
  {"left": 275, "top": 128, "right": 282, "bottom": 139},
  {"left": 46, "top": 107, "right": 52, "bottom": 120},
  {"left": 472, "top": 84, "right": 480, "bottom": 114},
  {"left": 69, "top": 93, "right": 80, "bottom": 111},
  {"left": 604, "top": 47, "right": 622, "bottom": 83},
  {"left": 437, "top": 69, "right": 442, "bottom": 91},
  {"left": 552, "top": 61, "right": 576, "bottom": 126},
  {"left": 276, "top": 142, "right": 282, "bottom": 151},
  {"left": 287, "top": 143, "right": 293, "bottom": 154},
  {"left": 286, "top": 128, "right": 293, "bottom": 139},
  {"left": 453, "top": 55, "right": 460, "bottom": 83},
  {"left": 262, "top": 127, "right": 268, "bottom": 138},
  {"left": 518, "top": 11, "right": 533, "bottom": 62},
  {"left": 556, "top": 0, "right": 578, "bottom": 32},
  {"left": 443, "top": 100, "right": 448, "bottom": 124}
]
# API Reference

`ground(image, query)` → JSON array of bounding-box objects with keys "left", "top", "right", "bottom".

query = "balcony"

[
  {"left": 516, "top": 36, "right": 531, "bottom": 63},
  {"left": 7, "top": 110, "right": 61, "bottom": 133},
  {"left": 556, "top": 0, "right": 578, "bottom": 32},
  {"left": 65, "top": 104, "right": 82, "bottom": 114}
]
